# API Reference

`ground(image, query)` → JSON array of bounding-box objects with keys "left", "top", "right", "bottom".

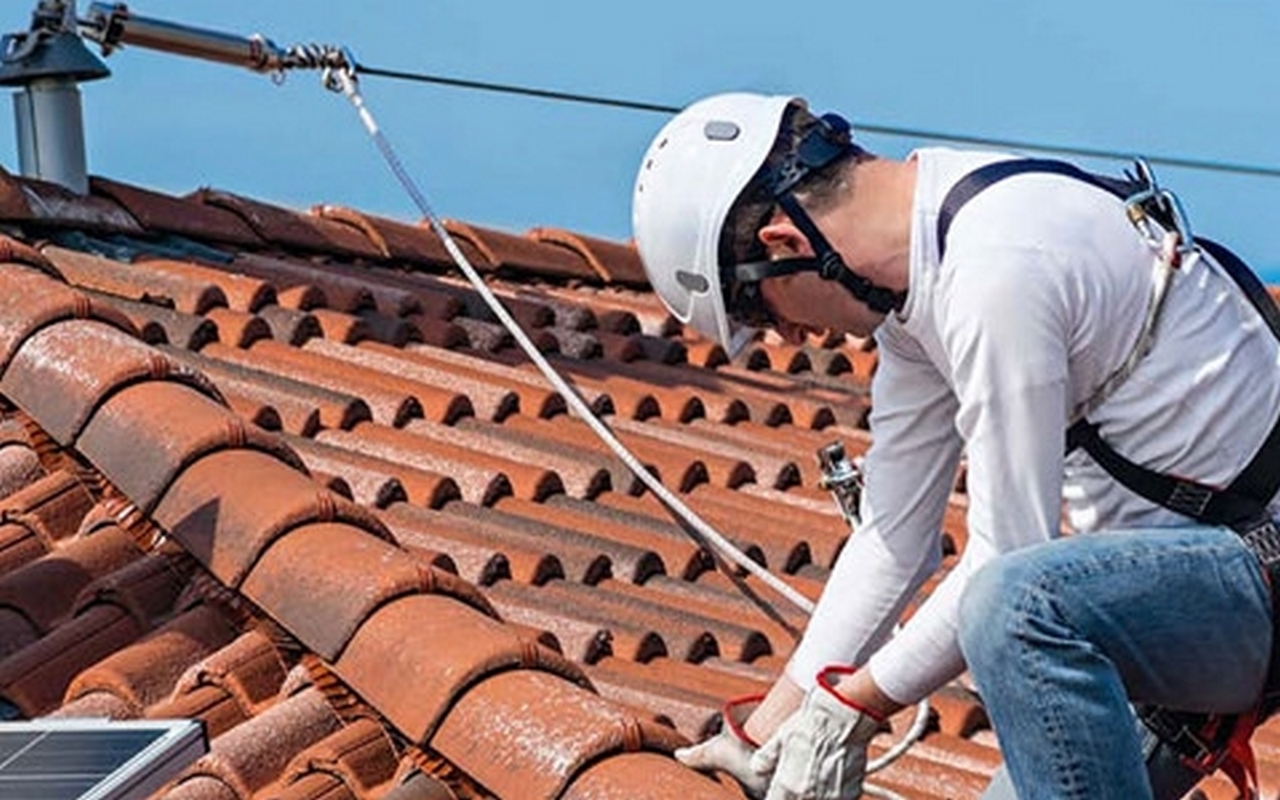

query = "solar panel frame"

[{"left": 0, "top": 718, "right": 207, "bottom": 800}]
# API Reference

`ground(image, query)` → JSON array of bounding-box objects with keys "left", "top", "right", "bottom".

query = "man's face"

[
  {"left": 755, "top": 270, "right": 884, "bottom": 342},
  {"left": 749, "top": 209, "right": 888, "bottom": 342}
]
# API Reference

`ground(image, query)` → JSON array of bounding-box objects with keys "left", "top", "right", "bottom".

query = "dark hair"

[{"left": 717, "top": 103, "right": 864, "bottom": 270}]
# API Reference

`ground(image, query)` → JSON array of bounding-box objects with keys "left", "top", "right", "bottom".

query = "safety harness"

[{"left": 938, "top": 158, "right": 1280, "bottom": 799}]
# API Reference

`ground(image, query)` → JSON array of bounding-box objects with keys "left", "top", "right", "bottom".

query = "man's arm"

[{"left": 863, "top": 243, "right": 1071, "bottom": 705}]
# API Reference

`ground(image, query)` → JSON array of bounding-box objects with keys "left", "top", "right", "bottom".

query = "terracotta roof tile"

[
  {"left": 44, "top": 245, "right": 230, "bottom": 315},
  {"left": 561, "top": 751, "right": 743, "bottom": 799},
  {"left": 431, "top": 669, "right": 687, "bottom": 799},
  {"left": 162, "top": 346, "right": 364, "bottom": 436},
  {"left": 0, "top": 171, "right": 1045, "bottom": 796},
  {"left": 283, "top": 434, "right": 459, "bottom": 509},
  {"left": 0, "top": 170, "right": 144, "bottom": 233},
  {"left": 240, "top": 522, "right": 493, "bottom": 661},
  {"left": 201, "top": 342, "right": 425, "bottom": 427},
  {"left": 89, "top": 292, "right": 220, "bottom": 350},
  {"left": 0, "top": 524, "right": 142, "bottom": 637},
  {"left": 526, "top": 227, "right": 648, "bottom": 286},
  {"left": 442, "top": 219, "right": 597, "bottom": 282},
  {"left": 497, "top": 496, "right": 713, "bottom": 582},
  {"left": 0, "top": 468, "right": 96, "bottom": 543},
  {"left": 248, "top": 305, "right": 322, "bottom": 344},
  {"left": 172, "top": 686, "right": 344, "bottom": 799},
  {"left": 273, "top": 716, "right": 401, "bottom": 799},
  {"left": 190, "top": 189, "right": 385, "bottom": 261},
  {"left": 152, "top": 448, "right": 388, "bottom": 589},
  {"left": 311, "top": 205, "right": 452, "bottom": 266},
  {"left": 62, "top": 603, "right": 238, "bottom": 717},
  {"left": 323, "top": 424, "right": 562, "bottom": 502},
  {"left": 0, "top": 600, "right": 149, "bottom": 717},
  {"left": 333, "top": 591, "right": 588, "bottom": 742},
  {"left": 484, "top": 580, "right": 657, "bottom": 664},
  {"left": 381, "top": 502, "right": 556, "bottom": 586},
  {"left": 90, "top": 178, "right": 263, "bottom": 247}
]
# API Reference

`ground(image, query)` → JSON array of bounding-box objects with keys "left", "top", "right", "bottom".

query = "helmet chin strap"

[{"left": 731, "top": 192, "right": 905, "bottom": 316}]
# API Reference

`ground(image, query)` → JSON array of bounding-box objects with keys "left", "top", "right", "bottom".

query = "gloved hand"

[
  {"left": 750, "top": 666, "right": 884, "bottom": 800},
  {"left": 675, "top": 694, "right": 771, "bottom": 798}
]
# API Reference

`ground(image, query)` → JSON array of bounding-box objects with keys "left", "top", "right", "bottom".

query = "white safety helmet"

[{"left": 632, "top": 93, "right": 796, "bottom": 356}]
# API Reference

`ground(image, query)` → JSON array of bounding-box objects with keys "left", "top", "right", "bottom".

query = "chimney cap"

[{"left": 0, "top": 29, "right": 110, "bottom": 87}]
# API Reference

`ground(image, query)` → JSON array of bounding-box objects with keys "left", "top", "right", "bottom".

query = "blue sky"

[{"left": 3, "top": 1, "right": 1279, "bottom": 277}]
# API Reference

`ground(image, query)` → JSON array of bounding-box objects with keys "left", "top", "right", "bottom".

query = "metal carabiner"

[{"left": 1124, "top": 158, "right": 1195, "bottom": 257}]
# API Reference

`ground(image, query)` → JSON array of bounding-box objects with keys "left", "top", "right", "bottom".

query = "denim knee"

[{"left": 958, "top": 553, "right": 1038, "bottom": 670}]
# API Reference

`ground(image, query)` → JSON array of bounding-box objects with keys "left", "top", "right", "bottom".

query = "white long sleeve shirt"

[{"left": 785, "top": 148, "right": 1280, "bottom": 704}]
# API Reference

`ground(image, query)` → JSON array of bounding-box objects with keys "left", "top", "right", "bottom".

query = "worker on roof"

[{"left": 631, "top": 92, "right": 1280, "bottom": 800}]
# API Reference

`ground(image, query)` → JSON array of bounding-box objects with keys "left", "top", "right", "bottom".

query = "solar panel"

[{"left": 0, "top": 718, "right": 207, "bottom": 800}]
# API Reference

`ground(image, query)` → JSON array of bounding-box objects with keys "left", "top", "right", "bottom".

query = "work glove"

[
  {"left": 751, "top": 666, "right": 884, "bottom": 800},
  {"left": 674, "top": 694, "right": 771, "bottom": 798}
]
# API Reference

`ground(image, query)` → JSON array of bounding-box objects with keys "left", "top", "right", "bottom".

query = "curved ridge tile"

[
  {"left": 241, "top": 521, "right": 496, "bottom": 661},
  {"left": 562, "top": 751, "right": 742, "bottom": 799},
  {"left": 78, "top": 380, "right": 300, "bottom": 514},
  {"left": 431, "top": 669, "right": 687, "bottom": 800},
  {"left": 277, "top": 716, "right": 400, "bottom": 798},
  {"left": 0, "top": 469, "right": 96, "bottom": 542},
  {"left": 63, "top": 604, "right": 238, "bottom": 716},
  {"left": 0, "top": 268, "right": 136, "bottom": 373},
  {"left": 89, "top": 177, "right": 263, "bottom": 247},
  {"left": 172, "top": 686, "right": 343, "bottom": 800},
  {"left": 527, "top": 228, "right": 649, "bottom": 287},
  {"left": 152, "top": 448, "right": 391, "bottom": 588},
  {"left": 43, "top": 246, "right": 229, "bottom": 316},
  {"left": 0, "top": 602, "right": 146, "bottom": 717},
  {"left": 317, "top": 206, "right": 485, "bottom": 270},
  {"left": 191, "top": 189, "right": 384, "bottom": 260},
  {"left": 3, "top": 320, "right": 223, "bottom": 446},
  {"left": 167, "top": 629, "right": 289, "bottom": 723},
  {"left": 332, "top": 592, "right": 589, "bottom": 743},
  {"left": 12, "top": 174, "right": 144, "bottom": 233},
  {"left": 0, "top": 525, "right": 142, "bottom": 634},
  {"left": 0, "top": 234, "right": 63, "bottom": 279},
  {"left": 443, "top": 220, "right": 597, "bottom": 282}
]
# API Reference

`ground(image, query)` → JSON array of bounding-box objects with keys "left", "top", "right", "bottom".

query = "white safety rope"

[{"left": 326, "top": 66, "right": 927, "bottom": 794}]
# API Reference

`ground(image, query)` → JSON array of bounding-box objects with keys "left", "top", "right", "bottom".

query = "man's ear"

[{"left": 757, "top": 219, "right": 814, "bottom": 258}]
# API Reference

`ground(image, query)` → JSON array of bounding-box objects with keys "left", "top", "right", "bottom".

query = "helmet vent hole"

[
  {"left": 703, "top": 121, "right": 740, "bottom": 141},
  {"left": 675, "top": 270, "right": 710, "bottom": 294}
]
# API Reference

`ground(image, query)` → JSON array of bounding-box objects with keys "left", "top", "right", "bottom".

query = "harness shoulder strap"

[
  {"left": 937, "top": 158, "right": 1139, "bottom": 261},
  {"left": 937, "top": 158, "right": 1280, "bottom": 528}
]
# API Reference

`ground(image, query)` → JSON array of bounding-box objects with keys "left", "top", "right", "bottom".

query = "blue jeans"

[{"left": 958, "top": 526, "right": 1273, "bottom": 800}]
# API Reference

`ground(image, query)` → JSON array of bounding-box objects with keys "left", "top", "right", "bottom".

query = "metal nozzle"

[{"left": 816, "top": 440, "right": 863, "bottom": 528}]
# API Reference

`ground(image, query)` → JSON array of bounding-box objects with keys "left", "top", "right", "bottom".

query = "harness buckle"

[
  {"left": 1165, "top": 480, "right": 1215, "bottom": 519},
  {"left": 1124, "top": 159, "right": 1195, "bottom": 260}
]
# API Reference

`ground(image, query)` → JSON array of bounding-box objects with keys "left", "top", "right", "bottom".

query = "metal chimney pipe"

[
  {"left": 14, "top": 75, "right": 89, "bottom": 192},
  {"left": 0, "top": 1, "right": 110, "bottom": 193}
]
